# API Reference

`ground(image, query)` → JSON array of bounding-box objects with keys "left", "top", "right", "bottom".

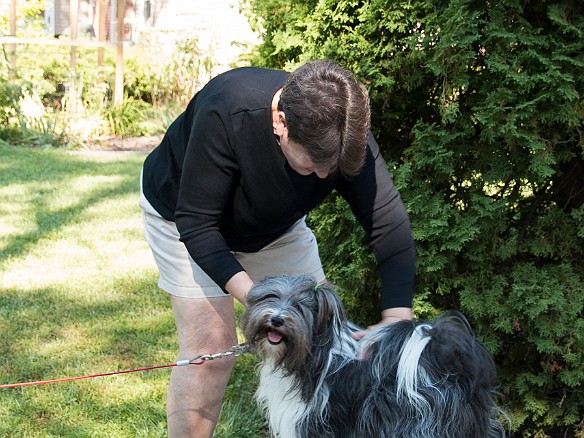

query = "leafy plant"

[
  {"left": 102, "top": 96, "right": 151, "bottom": 137},
  {"left": 245, "top": 0, "right": 584, "bottom": 435},
  {"left": 0, "top": 19, "right": 217, "bottom": 146},
  {"left": 17, "top": 90, "right": 67, "bottom": 147}
]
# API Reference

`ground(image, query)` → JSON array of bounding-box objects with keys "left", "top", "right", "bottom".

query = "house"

[{"left": 42, "top": 0, "right": 258, "bottom": 70}]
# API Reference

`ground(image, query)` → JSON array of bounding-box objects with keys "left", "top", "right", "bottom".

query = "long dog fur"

[{"left": 242, "top": 275, "right": 506, "bottom": 438}]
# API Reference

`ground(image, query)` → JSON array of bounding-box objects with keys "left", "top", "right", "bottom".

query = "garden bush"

[{"left": 244, "top": 0, "right": 584, "bottom": 435}]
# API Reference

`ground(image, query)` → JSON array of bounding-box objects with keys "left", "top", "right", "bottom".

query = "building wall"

[
  {"left": 44, "top": 0, "right": 95, "bottom": 36},
  {"left": 38, "top": 0, "right": 258, "bottom": 73}
]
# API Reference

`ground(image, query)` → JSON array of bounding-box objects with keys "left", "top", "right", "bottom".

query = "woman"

[{"left": 140, "top": 59, "right": 416, "bottom": 437}]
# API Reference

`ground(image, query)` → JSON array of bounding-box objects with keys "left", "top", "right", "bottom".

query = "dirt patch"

[{"left": 82, "top": 135, "right": 162, "bottom": 153}]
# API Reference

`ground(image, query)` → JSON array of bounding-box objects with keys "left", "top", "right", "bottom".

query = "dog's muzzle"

[{"left": 267, "top": 315, "right": 286, "bottom": 345}]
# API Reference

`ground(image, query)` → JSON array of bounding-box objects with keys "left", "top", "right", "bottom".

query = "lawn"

[{"left": 0, "top": 142, "right": 266, "bottom": 437}]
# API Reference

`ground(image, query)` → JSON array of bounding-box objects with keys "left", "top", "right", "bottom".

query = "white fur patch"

[
  {"left": 396, "top": 324, "right": 432, "bottom": 408},
  {"left": 255, "top": 360, "right": 308, "bottom": 438}
]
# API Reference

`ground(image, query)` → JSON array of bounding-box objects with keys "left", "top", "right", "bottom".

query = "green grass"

[{"left": 0, "top": 142, "right": 267, "bottom": 437}]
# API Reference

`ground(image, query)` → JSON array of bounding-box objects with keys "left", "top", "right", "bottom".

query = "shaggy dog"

[{"left": 242, "top": 275, "right": 506, "bottom": 438}]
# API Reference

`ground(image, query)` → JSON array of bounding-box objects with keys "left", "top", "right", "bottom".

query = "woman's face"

[{"left": 278, "top": 130, "right": 330, "bottom": 179}]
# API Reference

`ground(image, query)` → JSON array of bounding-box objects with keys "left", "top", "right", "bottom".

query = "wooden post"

[
  {"left": 96, "top": 0, "right": 106, "bottom": 69},
  {"left": 70, "top": 0, "right": 78, "bottom": 71},
  {"left": 9, "top": 0, "right": 16, "bottom": 77},
  {"left": 96, "top": 0, "right": 106, "bottom": 107},
  {"left": 114, "top": 0, "right": 125, "bottom": 107},
  {"left": 69, "top": 0, "right": 79, "bottom": 114}
]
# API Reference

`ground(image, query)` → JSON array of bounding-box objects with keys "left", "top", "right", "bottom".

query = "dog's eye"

[
  {"left": 292, "top": 297, "right": 312, "bottom": 313},
  {"left": 262, "top": 293, "right": 279, "bottom": 301}
]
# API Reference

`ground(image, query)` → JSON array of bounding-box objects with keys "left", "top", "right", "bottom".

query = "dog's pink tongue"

[{"left": 268, "top": 331, "right": 283, "bottom": 344}]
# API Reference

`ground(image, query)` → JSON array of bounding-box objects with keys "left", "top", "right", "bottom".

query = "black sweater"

[{"left": 142, "top": 67, "right": 415, "bottom": 309}]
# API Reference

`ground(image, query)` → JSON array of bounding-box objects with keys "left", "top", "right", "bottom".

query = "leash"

[{"left": 0, "top": 343, "right": 250, "bottom": 389}]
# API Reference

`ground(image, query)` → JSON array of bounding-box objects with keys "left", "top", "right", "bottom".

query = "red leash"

[
  {"left": 0, "top": 363, "right": 180, "bottom": 389},
  {"left": 0, "top": 343, "right": 249, "bottom": 389}
]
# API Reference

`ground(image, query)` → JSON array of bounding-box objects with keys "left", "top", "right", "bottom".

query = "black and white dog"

[{"left": 242, "top": 275, "right": 506, "bottom": 438}]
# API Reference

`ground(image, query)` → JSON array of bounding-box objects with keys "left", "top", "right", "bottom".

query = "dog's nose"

[{"left": 271, "top": 315, "right": 284, "bottom": 327}]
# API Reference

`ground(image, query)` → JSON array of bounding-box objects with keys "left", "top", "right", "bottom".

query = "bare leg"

[{"left": 167, "top": 294, "right": 237, "bottom": 438}]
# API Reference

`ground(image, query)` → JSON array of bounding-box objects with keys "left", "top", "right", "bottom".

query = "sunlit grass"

[{"left": 0, "top": 144, "right": 267, "bottom": 437}]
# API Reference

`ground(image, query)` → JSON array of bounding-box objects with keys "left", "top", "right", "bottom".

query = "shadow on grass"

[
  {"left": 0, "top": 145, "right": 146, "bottom": 265},
  {"left": 0, "top": 276, "right": 266, "bottom": 437},
  {"left": 0, "top": 273, "right": 173, "bottom": 436},
  {"left": 0, "top": 146, "right": 266, "bottom": 436},
  {"left": 0, "top": 274, "right": 173, "bottom": 379}
]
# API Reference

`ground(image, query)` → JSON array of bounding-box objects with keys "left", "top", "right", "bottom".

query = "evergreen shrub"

[{"left": 244, "top": 0, "right": 584, "bottom": 435}]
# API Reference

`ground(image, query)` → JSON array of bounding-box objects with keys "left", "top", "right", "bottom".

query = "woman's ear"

[{"left": 273, "top": 111, "right": 287, "bottom": 136}]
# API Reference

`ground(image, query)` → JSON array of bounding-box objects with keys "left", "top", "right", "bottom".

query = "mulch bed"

[{"left": 81, "top": 135, "right": 162, "bottom": 153}]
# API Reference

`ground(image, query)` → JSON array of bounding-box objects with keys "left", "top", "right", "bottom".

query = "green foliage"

[
  {"left": 246, "top": 0, "right": 584, "bottom": 435},
  {"left": 307, "top": 194, "right": 379, "bottom": 326},
  {"left": 0, "top": 80, "right": 66, "bottom": 147},
  {"left": 102, "top": 96, "right": 151, "bottom": 137},
  {"left": 164, "top": 35, "right": 214, "bottom": 105},
  {"left": 0, "top": 0, "right": 47, "bottom": 36},
  {"left": 0, "top": 26, "right": 214, "bottom": 147},
  {"left": 124, "top": 33, "right": 214, "bottom": 107},
  {"left": 0, "top": 80, "right": 22, "bottom": 122}
]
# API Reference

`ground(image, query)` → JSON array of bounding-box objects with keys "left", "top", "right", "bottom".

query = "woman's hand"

[
  {"left": 224, "top": 271, "right": 254, "bottom": 305},
  {"left": 352, "top": 307, "right": 412, "bottom": 340}
]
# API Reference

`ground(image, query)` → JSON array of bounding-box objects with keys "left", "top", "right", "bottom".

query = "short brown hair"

[{"left": 279, "top": 60, "right": 371, "bottom": 177}]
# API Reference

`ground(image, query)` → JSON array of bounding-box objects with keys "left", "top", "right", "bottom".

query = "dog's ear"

[{"left": 312, "top": 282, "right": 347, "bottom": 332}]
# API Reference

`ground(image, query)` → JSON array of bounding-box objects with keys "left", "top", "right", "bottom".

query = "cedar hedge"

[{"left": 243, "top": 0, "right": 584, "bottom": 435}]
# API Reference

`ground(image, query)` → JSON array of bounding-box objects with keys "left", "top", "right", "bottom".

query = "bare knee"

[
  {"left": 171, "top": 295, "right": 237, "bottom": 350},
  {"left": 166, "top": 295, "right": 237, "bottom": 437}
]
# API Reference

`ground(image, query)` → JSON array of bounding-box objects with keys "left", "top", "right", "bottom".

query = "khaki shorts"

[{"left": 139, "top": 179, "right": 325, "bottom": 299}]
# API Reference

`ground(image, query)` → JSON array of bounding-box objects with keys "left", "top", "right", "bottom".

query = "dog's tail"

[{"left": 395, "top": 322, "right": 433, "bottom": 410}]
